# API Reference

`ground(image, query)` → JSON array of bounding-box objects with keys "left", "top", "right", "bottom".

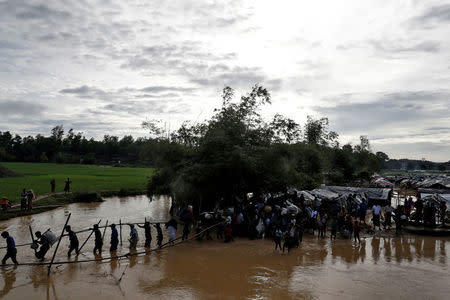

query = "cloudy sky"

[{"left": 0, "top": 0, "right": 449, "bottom": 161}]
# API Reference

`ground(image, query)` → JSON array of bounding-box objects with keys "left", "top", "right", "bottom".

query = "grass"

[{"left": 0, "top": 162, "right": 155, "bottom": 203}]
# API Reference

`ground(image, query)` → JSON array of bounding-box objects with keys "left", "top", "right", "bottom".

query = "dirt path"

[{"left": 10, "top": 192, "right": 66, "bottom": 208}]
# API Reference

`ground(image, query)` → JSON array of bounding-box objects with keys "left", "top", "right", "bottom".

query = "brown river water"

[{"left": 0, "top": 195, "right": 449, "bottom": 299}]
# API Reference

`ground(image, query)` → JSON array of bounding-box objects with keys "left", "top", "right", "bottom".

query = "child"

[
  {"left": 274, "top": 227, "right": 282, "bottom": 250},
  {"left": 330, "top": 218, "right": 337, "bottom": 240}
]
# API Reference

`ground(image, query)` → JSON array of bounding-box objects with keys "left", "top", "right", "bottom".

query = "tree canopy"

[{"left": 145, "top": 86, "right": 388, "bottom": 210}]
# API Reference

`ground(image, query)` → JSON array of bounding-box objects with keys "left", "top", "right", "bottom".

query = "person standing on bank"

[
  {"left": 1, "top": 232, "right": 18, "bottom": 265},
  {"left": 50, "top": 179, "right": 56, "bottom": 193},
  {"left": 64, "top": 178, "right": 71, "bottom": 194},
  {"left": 65, "top": 225, "right": 79, "bottom": 257},
  {"left": 27, "top": 190, "right": 35, "bottom": 211},
  {"left": 20, "top": 189, "right": 27, "bottom": 211}
]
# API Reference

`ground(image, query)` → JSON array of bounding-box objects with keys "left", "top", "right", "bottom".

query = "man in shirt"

[
  {"left": 110, "top": 223, "right": 119, "bottom": 252},
  {"left": 1, "top": 231, "right": 18, "bottom": 265},
  {"left": 372, "top": 203, "right": 382, "bottom": 231}
]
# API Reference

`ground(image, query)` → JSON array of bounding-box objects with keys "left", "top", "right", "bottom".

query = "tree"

[{"left": 304, "top": 116, "right": 338, "bottom": 147}]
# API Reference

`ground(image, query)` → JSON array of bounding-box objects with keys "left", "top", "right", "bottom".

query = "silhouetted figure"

[
  {"left": 1, "top": 232, "right": 18, "bottom": 265},
  {"left": 65, "top": 225, "right": 79, "bottom": 257},
  {"left": 180, "top": 205, "right": 193, "bottom": 241},
  {"left": 110, "top": 224, "right": 119, "bottom": 252},
  {"left": 274, "top": 227, "right": 282, "bottom": 250},
  {"left": 415, "top": 198, "right": 423, "bottom": 225},
  {"left": 26, "top": 190, "right": 35, "bottom": 211},
  {"left": 93, "top": 224, "right": 102, "bottom": 254},
  {"left": 64, "top": 177, "right": 71, "bottom": 194},
  {"left": 20, "top": 189, "right": 27, "bottom": 210},
  {"left": 137, "top": 221, "right": 152, "bottom": 248},
  {"left": 34, "top": 231, "right": 50, "bottom": 260},
  {"left": 50, "top": 179, "right": 56, "bottom": 193},
  {"left": 154, "top": 223, "right": 163, "bottom": 248},
  {"left": 353, "top": 221, "right": 361, "bottom": 244}
]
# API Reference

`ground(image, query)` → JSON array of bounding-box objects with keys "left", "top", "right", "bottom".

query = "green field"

[{"left": 0, "top": 162, "right": 154, "bottom": 203}]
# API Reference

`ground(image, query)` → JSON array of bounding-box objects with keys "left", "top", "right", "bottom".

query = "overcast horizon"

[{"left": 1, "top": 0, "right": 449, "bottom": 162}]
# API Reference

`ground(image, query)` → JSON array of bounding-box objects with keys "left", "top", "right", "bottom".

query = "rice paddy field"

[{"left": 0, "top": 162, "right": 154, "bottom": 203}]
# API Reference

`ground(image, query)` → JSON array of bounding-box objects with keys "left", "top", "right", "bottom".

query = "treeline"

[
  {"left": 145, "top": 86, "right": 389, "bottom": 210},
  {"left": 1, "top": 85, "right": 390, "bottom": 210},
  {"left": 0, "top": 127, "right": 149, "bottom": 165},
  {"left": 385, "top": 159, "right": 450, "bottom": 171}
]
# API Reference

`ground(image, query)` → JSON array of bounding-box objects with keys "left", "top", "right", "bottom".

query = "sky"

[{"left": 0, "top": 0, "right": 449, "bottom": 162}]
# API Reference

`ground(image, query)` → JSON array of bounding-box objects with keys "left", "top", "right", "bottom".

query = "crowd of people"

[
  {"left": 0, "top": 190, "right": 448, "bottom": 265},
  {"left": 192, "top": 191, "right": 448, "bottom": 253}
]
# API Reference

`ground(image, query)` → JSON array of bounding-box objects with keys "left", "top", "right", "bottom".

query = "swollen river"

[{"left": 0, "top": 195, "right": 448, "bottom": 299}]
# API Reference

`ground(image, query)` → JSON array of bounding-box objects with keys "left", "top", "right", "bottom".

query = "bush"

[
  {"left": 82, "top": 153, "right": 96, "bottom": 164},
  {"left": 71, "top": 192, "right": 103, "bottom": 202}
]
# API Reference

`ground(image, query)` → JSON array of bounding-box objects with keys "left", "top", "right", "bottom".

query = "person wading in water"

[
  {"left": 154, "top": 223, "right": 163, "bottom": 248},
  {"left": 65, "top": 225, "right": 79, "bottom": 257},
  {"left": 110, "top": 223, "right": 119, "bottom": 252},
  {"left": 1, "top": 232, "right": 18, "bottom": 265},
  {"left": 137, "top": 221, "right": 152, "bottom": 248},
  {"left": 128, "top": 224, "right": 139, "bottom": 249},
  {"left": 93, "top": 224, "right": 102, "bottom": 255},
  {"left": 34, "top": 231, "right": 50, "bottom": 261}
]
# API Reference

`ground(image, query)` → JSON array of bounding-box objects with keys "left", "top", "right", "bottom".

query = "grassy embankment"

[{"left": 0, "top": 162, "right": 154, "bottom": 220}]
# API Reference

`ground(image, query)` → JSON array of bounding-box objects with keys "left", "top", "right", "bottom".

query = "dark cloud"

[
  {"left": 59, "top": 85, "right": 108, "bottom": 99},
  {"left": 412, "top": 4, "right": 450, "bottom": 26},
  {"left": 97, "top": 99, "right": 190, "bottom": 115},
  {"left": 0, "top": 100, "right": 46, "bottom": 116},
  {"left": 315, "top": 90, "right": 450, "bottom": 133},
  {"left": 0, "top": 40, "right": 24, "bottom": 50},
  {"left": 0, "top": 1, "right": 71, "bottom": 20},
  {"left": 139, "top": 86, "right": 196, "bottom": 93},
  {"left": 191, "top": 66, "right": 282, "bottom": 91}
]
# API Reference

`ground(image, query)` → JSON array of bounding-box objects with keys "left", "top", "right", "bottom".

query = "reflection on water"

[{"left": 0, "top": 195, "right": 448, "bottom": 299}]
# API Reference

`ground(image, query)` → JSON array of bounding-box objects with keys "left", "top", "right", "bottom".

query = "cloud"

[
  {"left": 59, "top": 85, "right": 196, "bottom": 102},
  {"left": 0, "top": 0, "right": 71, "bottom": 21},
  {"left": 139, "top": 86, "right": 196, "bottom": 93},
  {"left": 314, "top": 90, "right": 450, "bottom": 156},
  {"left": 412, "top": 4, "right": 450, "bottom": 26},
  {"left": 0, "top": 100, "right": 46, "bottom": 116},
  {"left": 191, "top": 66, "right": 282, "bottom": 91},
  {"left": 369, "top": 40, "right": 440, "bottom": 55}
]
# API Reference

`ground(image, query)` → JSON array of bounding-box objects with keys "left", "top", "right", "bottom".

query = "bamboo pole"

[
  {"left": 101, "top": 220, "right": 109, "bottom": 243},
  {"left": 119, "top": 219, "right": 122, "bottom": 246},
  {"left": 29, "top": 225, "right": 37, "bottom": 255},
  {"left": 47, "top": 213, "right": 71, "bottom": 276},
  {"left": 78, "top": 220, "right": 101, "bottom": 252}
]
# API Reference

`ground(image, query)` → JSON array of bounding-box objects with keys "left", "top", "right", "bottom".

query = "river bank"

[{"left": 0, "top": 189, "right": 146, "bottom": 221}]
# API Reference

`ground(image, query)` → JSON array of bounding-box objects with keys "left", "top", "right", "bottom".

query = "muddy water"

[{"left": 0, "top": 195, "right": 449, "bottom": 300}]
